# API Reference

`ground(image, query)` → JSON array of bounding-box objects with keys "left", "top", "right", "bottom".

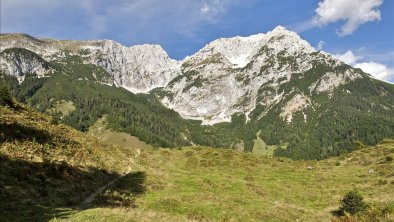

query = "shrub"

[
  {"left": 353, "top": 141, "right": 366, "bottom": 151},
  {"left": 0, "top": 84, "right": 13, "bottom": 107},
  {"left": 385, "top": 156, "right": 393, "bottom": 162},
  {"left": 331, "top": 203, "right": 394, "bottom": 221},
  {"left": 339, "top": 190, "right": 368, "bottom": 215}
]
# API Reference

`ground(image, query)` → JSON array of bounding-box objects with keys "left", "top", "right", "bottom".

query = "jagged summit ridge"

[
  {"left": 183, "top": 26, "right": 315, "bottom": 70},
  {"left": 160, "top": 26, "right": 361, "bottom": 125},
  {"left": 1, "top": 27, "right": 364, "bottom": 125},
  {"left": 0, "top": 34, "right": 180, "bottom": 93},
  {"left": 80, "top": 40, "right": 181, "bottom": 93}
]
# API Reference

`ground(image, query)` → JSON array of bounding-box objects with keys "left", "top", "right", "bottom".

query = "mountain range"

[{"left": 1, "top": 26, "right": 393, "bottom": 159}]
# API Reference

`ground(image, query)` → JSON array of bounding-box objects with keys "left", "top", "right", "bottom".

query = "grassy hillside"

[
  {"left": 1, "top": 95, "right": 394, "bottom": 221},
  {"left": 0, "top": 101, "right": 136, "bottom": 221},
  {"left": 88, "top": 115, "right": 153, "bottom": 149},
  {"left": 56, "top": 141, "right": 394, "bottom": 222}
]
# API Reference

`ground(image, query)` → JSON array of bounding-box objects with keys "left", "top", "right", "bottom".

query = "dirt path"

[
  {"left": 80, "top": 149, "right": 141, "bottom": 206},
  {"left": 80, "top": 176, "right": 121, "bottom": 206}
]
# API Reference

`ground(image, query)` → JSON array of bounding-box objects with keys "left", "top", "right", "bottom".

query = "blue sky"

[{"left": 1, "top": 0, "right": 393, "bottom": 82}]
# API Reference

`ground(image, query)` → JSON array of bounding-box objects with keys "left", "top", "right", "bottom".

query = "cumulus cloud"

[
  {"left": 355, "top": 62, "right": 394, "bottom": 81},
  {"left": 317, "top": 41, "right": 325, "bottom": 50},
  {"left": 312, "top": 0, "right": 383, "bottom": 36},
  {"left": 334, "top": 51, "right": 394, "bottom": 82},
  {"left": 334, "top": 51, "right": 362, "bottom": 65}
]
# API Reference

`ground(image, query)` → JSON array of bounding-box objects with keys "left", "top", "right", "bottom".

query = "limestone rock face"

[
  {"left": 0, "top": 34, "right": 180, "bottom": 93},
  {"left": 0, "top": 47, "right": 50, "bottom": 82},
  {"left": 160, "top": 26, "right": 362, "bottom": 124},
  {"left": 0, "top": 26, "right": 364, "bottom": 124}
]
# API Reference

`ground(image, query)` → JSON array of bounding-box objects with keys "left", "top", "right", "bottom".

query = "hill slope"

[
  {"left": 1, "top": 98, "right": 393, "bottom": 221},
  {"left": 0, "top": 101, "right": 136, "bottom": 221}
]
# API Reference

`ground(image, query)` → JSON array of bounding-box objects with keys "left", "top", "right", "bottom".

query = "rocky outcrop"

[
  {"left": 160, "top": 26, "right": 362, "bottom": 125},
  {"left": 0, "top": 48, "right": 50, "bottom": 82},
  {"left": 0, "top": 34, "right": 180, "bottom": 93}
]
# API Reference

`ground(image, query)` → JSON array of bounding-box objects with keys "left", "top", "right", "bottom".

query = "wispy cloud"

[
  {"left": 316, "top": 41, "right": 325, "bottom": 50},
  {"left": 1, "top": 0, "right": 243, "bottom": 42}
]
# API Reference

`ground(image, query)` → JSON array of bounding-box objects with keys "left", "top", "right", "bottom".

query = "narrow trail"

[
  {"left": 80, "top": 148, "right": 141, "bottom": 207},
  {"left": 81, "top": 177, "right": 120, "bottom": 206}
]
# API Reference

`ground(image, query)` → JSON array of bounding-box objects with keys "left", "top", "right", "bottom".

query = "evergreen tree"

[
  {"left": 0, "top": 84, "right": 13, "bottom": 107},
  {"left": 339, "top": 190, "right": 368, "bottom": 215}
]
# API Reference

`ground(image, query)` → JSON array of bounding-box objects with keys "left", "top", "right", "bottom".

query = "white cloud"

[
  {"left": 1, "top": 0, "right": 243, "bottom": 42},
  {"left": 312, "top": 0, "right": 383, "bottom": 36},
  {"left": 334, "top": 50, "right": 394, "bottom": 82},
  {"left": 355, "top": 62, "right": 394, "bottom": 81},
  {"left": 334, "top": 51, "right": 362, "bottom": 65},
  {"left": 317, "top": 41, "right": 325, "bottom": 50},
  {"left": 201, "top": 4, "right": 210, "bottom": 13}
]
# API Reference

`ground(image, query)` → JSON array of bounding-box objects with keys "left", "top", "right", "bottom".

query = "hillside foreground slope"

[{"left": 1, "top": 101, "right": 394, "bottom": 221}]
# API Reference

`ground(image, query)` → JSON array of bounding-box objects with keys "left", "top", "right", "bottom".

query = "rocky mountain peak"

[
  {"left": 161, "top": 27, "right": 362, "bottom": 125},
  {"left": 264, "top": 26, "right": 316, "bottom": 55}
]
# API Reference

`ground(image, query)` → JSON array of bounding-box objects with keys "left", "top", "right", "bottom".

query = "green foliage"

[
  {"left": 332, "top": 203, "right": 394, "bottom": 222},
  {"left": 338, "top": 190, "right": 368, "bottom": 215},
  {"left": 0, "top": 83, "right": 13, "bottom": 107},
  {"left": 353, "top": 141, "right": 367, "bottom": 151}
]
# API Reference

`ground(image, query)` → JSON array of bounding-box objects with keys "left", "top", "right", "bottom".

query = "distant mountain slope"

[
  {"left": 1, "top": 27, "right": 393, "bottom": 159},
  {"left": 159, "top": 26, "right": 394, "bottom": 158},
  {"left": 0, "top": 55, "right": 193, "bottom": 148},
  {"left": 0, "top": 33, "right": 180, "bottom": 93}
]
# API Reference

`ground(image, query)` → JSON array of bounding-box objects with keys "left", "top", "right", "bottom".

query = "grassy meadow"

[{"left": 1, "top": 102, "right": 393, "bottom": 221}]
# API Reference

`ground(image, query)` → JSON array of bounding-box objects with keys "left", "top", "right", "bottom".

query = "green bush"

[
  {"left": 339, "top": 190, "right": 368, "bottom": 215},
  {"left": 331, "top": 203, "right": 394, "bottom": 221},
  {"left": 0, "top": 84, "right": 13, "bottom": 107},
  {"left": 353, "top": 141, "right": 367, "bottom": 151}
]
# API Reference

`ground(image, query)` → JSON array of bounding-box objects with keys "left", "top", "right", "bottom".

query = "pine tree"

[
  {"left": 0, "top": 84, "right": 13, "bottom": 107},
  {"left": 339, "top": 190, "right": 368, "bottom": 215}
]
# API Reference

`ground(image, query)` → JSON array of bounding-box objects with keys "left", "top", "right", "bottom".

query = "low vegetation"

[
  {"left": 1, "top": 72, "right": 393, "bottom": 221},
  {"left": 332, "top": 190, "right": 394, "bottom": 222},
  {"left": 2, "top": 95, "right": 393, "bottom": 221}
]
